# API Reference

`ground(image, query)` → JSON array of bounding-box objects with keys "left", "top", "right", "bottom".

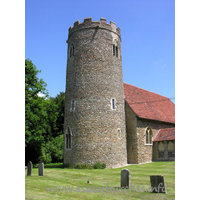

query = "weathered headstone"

[
  {"left": 150, "top": 175, "right": 167, "bottom": 193},
  {"left": 38, "top": 162, "right": 44, "bottom": 176},
  {"left": 121, "top": 169, "right": 130, "bottom": 189},
  {"left": 27, "top": 161, "right": 32, "bottom": 176}
]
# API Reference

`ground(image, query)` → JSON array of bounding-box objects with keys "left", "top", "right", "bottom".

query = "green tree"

[
  {"left": 25, "top": 59, "right": 65, "bottom": 164},
  {"left": 53, "top": 92, "right": 65, "bottom": 137},
  {"left": 51, "top": 92, "right": 65, "bottom": 163},
  {"left": 40, "top": 92, "right": 65, "bottom": 163},
  {"left": 41, "top": 134, "right": 64, "bottom": 163},
  {"left": 25, "top": 59, "right": 48, "bottom": 164}
]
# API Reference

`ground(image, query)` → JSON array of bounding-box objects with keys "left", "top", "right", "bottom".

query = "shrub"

[
  {"left": 33, "top": 162, "right": 63, "bottom": 168},
  {"left": 93, "top": 162, "right": 106, "bottom": 169},
  {"left": 44, "top": 163, "right": 63, "bottom": 168},
  {"left": 75, "top": 163, "right": 92, "bottom": 169},
  {"left": 101, "top": 163, "right": 106, "bottom": 169},
  {"left": 64, "top": 163, "right": 74, "bottom": 169},
  {"left": 68, "top": 163, "right": 75, "bottom": 169}
]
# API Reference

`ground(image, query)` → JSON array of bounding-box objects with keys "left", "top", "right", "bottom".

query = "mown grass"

[{"left": 25, "top": 161, "right": 175, "bottom": 200}]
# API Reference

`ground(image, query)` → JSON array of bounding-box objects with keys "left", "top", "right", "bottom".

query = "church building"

[
  {"left": 64, "top": 18, "right": 175, "bottom": 168},
  {"left": 124, "top": 83, "right": 175, "bottom": 164}
]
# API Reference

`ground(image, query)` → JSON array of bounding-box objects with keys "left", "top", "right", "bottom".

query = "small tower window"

[
  {"left": 145, "top": 127, "right": 152, "bottom": 145},
  {"left": 118, "top": 129, "right": 121, "bottom": 138},
  {"left": 113, "top": 39, "right": 119, "bottom": 57},
  {"left": 69, "top": 44, "right": 74, "bottom": 57},
  {"left": 70, "top": 100, "right": 75, "bottom": 111},
  {"left": 113, "top": 44, "right": 116, "bottom": 56},
  {"left": 111, "top": 98, "right": 116, "bottom": 110},
  {"left": 66, "top": 127, "right": 72, "bottom": 150},
  {"left": 117, "top": 129, "right": 122, "bottom": 139},
  {"left": 116, "top": 46, "right": 118, "bottom": 57},
  {"left": 112, "top": 99, "right": 115, "bottom": 109}
]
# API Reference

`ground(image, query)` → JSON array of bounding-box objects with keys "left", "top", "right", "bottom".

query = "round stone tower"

[{"left": 64, "top": 17, "right": 127, "bottom": 168}]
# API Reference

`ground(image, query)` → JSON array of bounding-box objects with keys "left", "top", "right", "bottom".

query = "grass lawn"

[{"left": 25, "top": 161, "right": 175, "bottom": 200}]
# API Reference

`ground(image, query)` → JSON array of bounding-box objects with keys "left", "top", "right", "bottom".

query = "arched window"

[
  {"left": 168, "top": 141, "right": 175, "bottom": 158},
  {"left": 158, "top": 142, "right": 164, "bottom": 158},
  {"left": 145, "top": 127, "right": 152, "bottom": 144},
  {"left": 66, "top": 127, "right": 72, "bottom": 149},
  {"left": 146, "top": 131, "right": 148, "bottom": 144},
  {"left": 159, "top": 142, "right": 164, "bottom": 151},
  {"left": 168, "top": 141, "right": 175, "bottom": 151}
]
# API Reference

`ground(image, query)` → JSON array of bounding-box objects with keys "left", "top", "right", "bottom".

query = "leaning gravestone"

[
  {"left": 121, "top": 169, "right": 130, "bottom": 189},
  {"left": 150, "top": 175, "right": 167, "bottom": 193},
  {"left": 27, "top": 161, "right": 32, "bottom": 176},
  {"left": 38, "top": 162, "right": 44, "bottom": 176}
]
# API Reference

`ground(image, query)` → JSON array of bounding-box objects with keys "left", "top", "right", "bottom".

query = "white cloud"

[{"left": 37, "top": 92, "right": 45, "bottom": 98}]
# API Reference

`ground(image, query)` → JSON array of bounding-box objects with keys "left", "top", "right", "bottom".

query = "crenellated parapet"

[{"left": 68, "top": 17, "right": 121, "bottom": 39}]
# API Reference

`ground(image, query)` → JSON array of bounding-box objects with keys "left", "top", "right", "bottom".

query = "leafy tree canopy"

[
  {"left": 25, "top": 59, "right": 49, "bottom": 163},
  {"left": 25, "top": 59, "right": 65, "bottom": 164}
]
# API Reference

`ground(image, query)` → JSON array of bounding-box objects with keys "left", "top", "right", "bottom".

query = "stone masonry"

[
  {"left": 125, "top": 101, "right": 175, "bottom": 164},
  {"left": 63, "top": 17, "right": 175, "bottom": 168},
  {"left": 64, "top": 18, "right": 127, "bottom": 168}
]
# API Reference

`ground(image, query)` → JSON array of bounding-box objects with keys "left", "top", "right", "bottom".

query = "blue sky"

[{"left": 25, "top": 0, "right": 175, "bottom": 103}]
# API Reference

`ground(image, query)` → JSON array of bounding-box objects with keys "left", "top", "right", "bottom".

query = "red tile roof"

[
  {"left": 153, "top": 128, "right": 175, "bottom": 142},
  {"left": 124, "top": 83, "right": 175, "bottom": 123}
]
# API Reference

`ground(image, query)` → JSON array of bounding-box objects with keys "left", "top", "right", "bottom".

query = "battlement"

[{"left": 68, "top": 17, "right": 121, "bottom": 38}]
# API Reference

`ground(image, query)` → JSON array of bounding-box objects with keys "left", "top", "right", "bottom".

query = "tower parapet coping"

[{"left": 68, "top": 17, "right": 121, "bottom": 39}]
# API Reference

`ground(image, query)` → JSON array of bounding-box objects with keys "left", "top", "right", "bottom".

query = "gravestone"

[
  {"left": 27, "top": 161, "right": 32, "bottom": 176},
  {"left": 121, "top": 169, "right": 130, "bottom": 189},
  {"left": 150, "top": 175, "right": 167, "bottom": 193},
  {"left": 38, "top": 162, "right": 44, "bottom": 176}
]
